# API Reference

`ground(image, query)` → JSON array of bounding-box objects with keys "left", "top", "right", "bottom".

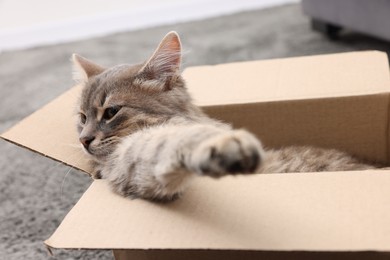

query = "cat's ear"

[
  {"left": 72, "top": 54, "right": 105, "bottom": 82},
  {"left": 138, "top": 31, "right": 182, "bottom": 83}
]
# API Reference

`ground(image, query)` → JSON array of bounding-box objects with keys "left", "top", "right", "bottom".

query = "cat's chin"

[
  {"left": 87, "top": 153, "right": 110, "bottom": 164},
  {"left": 81, "top": 146, "right": 104, "bottom": 160},
  {"left": 80, "top": 145, "right": 92, "bottom": 155}
]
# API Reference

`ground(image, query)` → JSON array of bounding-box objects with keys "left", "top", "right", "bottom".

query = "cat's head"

[{"left": 72, "top": 32, "right": 192, "bottom": 160}]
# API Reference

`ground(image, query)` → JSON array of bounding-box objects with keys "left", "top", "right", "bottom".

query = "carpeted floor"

[{"left": 1, "top": 3, "right": 389, "bottom": 259}]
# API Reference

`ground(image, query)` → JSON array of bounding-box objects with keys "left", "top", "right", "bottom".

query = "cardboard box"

[{"left": 2, "top": 51, "right": 390, "bottom": 259}]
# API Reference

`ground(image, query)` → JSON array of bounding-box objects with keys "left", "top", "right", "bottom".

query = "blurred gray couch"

[{"left": 302, "top": 0, "right": 390, "bottom": 41}]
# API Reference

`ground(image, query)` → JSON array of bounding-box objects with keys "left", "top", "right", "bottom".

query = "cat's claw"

[{"left": 191, "top": 130, "right": 264, "bottom": 177}]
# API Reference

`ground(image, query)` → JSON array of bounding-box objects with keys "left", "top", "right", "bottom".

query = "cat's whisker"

[
  {"left": 44, "top": 148, "right": 86, "bottom": 179},
  {"left": 60, "top": 166, "right": 74, "bottom": 202},
  {"left": 58, "top": 149, "right": 91, "bottom": 201}
]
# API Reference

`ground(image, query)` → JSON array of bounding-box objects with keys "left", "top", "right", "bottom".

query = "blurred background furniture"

[{"left": 302, "top": 0, "right": 390, "bottom": 41}]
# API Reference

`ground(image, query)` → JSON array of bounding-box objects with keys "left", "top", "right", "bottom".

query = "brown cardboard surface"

[
  {"left": 45, "top": 171, "right": 390, "bottom": 252},
  {"left": 1, "top": 84, "right": 92, "bottom": 174},
  {"left": 184, "top": 51, "right": 390, "bottom": 106}
]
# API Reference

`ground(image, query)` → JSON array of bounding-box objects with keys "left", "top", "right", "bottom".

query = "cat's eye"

[
  {"left": 103, "top": 106, "right": 121, "bottom": 120},
  {"left": 80, "top": 113, "right": 87, "bottom": 124}
]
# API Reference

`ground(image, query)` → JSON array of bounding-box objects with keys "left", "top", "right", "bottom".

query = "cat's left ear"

[
  {"left": 72, "top": 54, "right": 105, "bottom": 82},
  {"left": 138, "top": 31, "right": 182, "bottom": 87}
]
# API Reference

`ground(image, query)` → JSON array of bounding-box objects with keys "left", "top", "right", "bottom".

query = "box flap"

[
  {"left": 1, "top": 85, "right": 91, "bottom": 173},
  {"left": 184, "top": 51, "right": 390, "bottom": 106},
  {"left": 1, "top": 51, "right": 389, "bottom": 174},
  {"left": 45, "top": 171, "right": 390, "bottom": 251}
]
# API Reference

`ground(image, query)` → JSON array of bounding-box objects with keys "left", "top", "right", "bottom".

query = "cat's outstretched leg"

[
  {"left": 187, "top": 129, "right": 264, "bottom": 177},
  {"left": 151, "top": 129, "right": 264, "bottom": 200},
  {"left": 104, "top": 124, "right": 264, "bottom": 201}
]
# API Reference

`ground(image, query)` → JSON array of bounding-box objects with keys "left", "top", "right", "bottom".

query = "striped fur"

[{"left": 73, "top": 32, "right": 379, "bottom": 201}]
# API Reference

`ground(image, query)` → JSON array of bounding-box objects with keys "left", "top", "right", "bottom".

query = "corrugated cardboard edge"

[
  {"left": 377, "top": 51, "right": 390, "bottom": 163},
  {"left": 112, "top": 249, "right": 390, "bottom": 260},
  {"left": 0, "top": 134, "right": 90, "bottom": 176},
  {"left": 386, "top": 93, "right": 390, "bottom": 163}
]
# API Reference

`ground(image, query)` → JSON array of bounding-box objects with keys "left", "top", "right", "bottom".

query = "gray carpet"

[{"left": 1, "top": 3, "right": 389, "bottom": 259}]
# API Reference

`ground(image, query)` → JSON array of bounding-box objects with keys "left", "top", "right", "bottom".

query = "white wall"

[{"left": 0, "top": 0, "right": 299, "bottom": 52}]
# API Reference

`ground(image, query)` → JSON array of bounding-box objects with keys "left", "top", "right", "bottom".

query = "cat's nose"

[{"left": 80, "top": 136, "right": 95, "bottom": 149}]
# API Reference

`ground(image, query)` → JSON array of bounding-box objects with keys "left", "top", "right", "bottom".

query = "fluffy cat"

[{"left": 73, "top": 31, "right": 377, "bottom": 202}]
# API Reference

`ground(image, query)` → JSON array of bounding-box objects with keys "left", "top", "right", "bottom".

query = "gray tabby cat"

[{"left": 73, "top": 31, "right": 377, "bottom": 202}]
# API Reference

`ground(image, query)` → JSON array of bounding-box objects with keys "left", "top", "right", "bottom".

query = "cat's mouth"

[{"left": 81, "top": 136, "right": 120, "bottom": 159}]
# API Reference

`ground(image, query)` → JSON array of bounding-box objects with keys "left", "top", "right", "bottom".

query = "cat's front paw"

[{"left": 190, "top": 130, "right": 264, "bottom": 177}]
